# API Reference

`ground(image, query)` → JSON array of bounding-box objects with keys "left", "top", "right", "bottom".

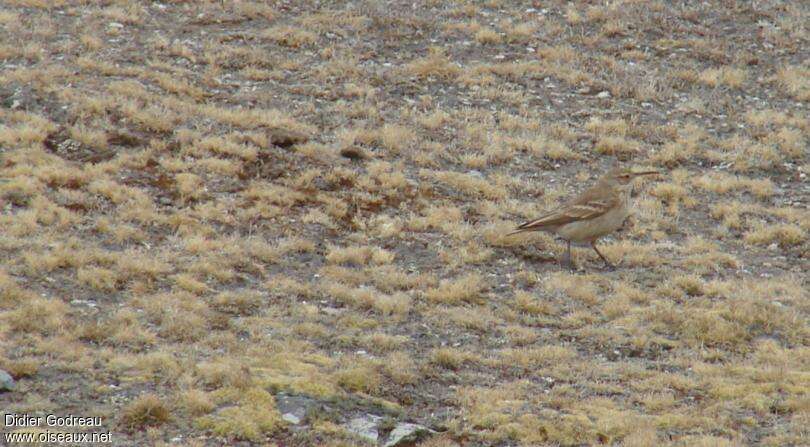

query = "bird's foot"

[{"left": 602, "top": 262, "right": 617, "bottom": 272}]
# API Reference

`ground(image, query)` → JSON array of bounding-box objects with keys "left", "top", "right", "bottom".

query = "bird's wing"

[{"left": 509, "top": 186, "right": 619, "bottom": 234}]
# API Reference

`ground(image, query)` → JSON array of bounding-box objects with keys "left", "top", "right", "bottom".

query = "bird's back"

[{"left": 510, "top": 179, "right": 621, "bottom": 235}]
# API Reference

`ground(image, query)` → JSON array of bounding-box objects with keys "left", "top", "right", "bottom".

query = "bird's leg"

[
  {"left": 561, "top": 240, "right": 575, "bottom": 270},
  {"left": 591, "top": 242, "right": 615, "bottom": 270}
]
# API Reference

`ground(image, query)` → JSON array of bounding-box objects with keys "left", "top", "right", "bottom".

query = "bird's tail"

[{"left": 505, "top": 228, "right": 529, "bottom": 237}]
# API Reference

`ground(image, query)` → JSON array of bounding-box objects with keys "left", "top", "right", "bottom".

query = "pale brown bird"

[{"left": 509, "top": 167, "right": 660, "bottom": 269}]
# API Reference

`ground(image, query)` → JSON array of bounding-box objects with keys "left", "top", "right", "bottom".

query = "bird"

[{"left": 508, "top": 166, "right": 660, "bottom": 270}]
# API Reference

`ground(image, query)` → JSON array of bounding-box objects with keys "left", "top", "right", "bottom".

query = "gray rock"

[
  {"left": 282, "top": 413, "right": 301, "bottom": 424},
  {"left": 0, "top": 369, "right": 15, "bottom": 391},
  {"left": 384, "top": 422, "right": 433, "bottom": 447},
  {"left": 276, "top": 395, "right": 315, "bottom": 426},
  {"left": 345, "top": 415, "right": 382, "bottom": 444},
  {"left": 596, "top": 91, "right": 611, "bottom": 99}
]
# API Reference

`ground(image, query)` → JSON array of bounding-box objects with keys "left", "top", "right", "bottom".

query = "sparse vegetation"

[{"left": 0, "top": 1, "right": 806, "bottom": 446}]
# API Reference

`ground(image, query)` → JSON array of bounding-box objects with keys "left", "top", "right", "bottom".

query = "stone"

[
  {"left": 384, "top": 422, "right": 433, "bottom": 447},
  {"left": 0, "top": 369, "right": 15, "bottom": 392},
  {"left": 596, "top": 91, "right": 611, "bottom": 99},
  {"left": 282, "top": 413, "right": 301, "bottom": 425},
  {"left": 345, "top": 415, "right": 381, "bottom": 443},
  {"left": 276, "top": 395, "right": 315, "bottom": 426}
]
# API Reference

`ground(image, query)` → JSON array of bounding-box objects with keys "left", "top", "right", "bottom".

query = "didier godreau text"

[{"left": 4, "top": 413, "right": 112, "bottom": 444}]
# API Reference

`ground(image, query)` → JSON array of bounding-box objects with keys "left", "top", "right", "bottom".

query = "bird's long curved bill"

[{"left": 632, "top": 171, "right": 660, "bottom": 176}]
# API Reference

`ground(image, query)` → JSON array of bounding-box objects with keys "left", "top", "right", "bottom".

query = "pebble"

[
  {"left": 345, "top": 415, "right": 381, "bottom": 443},
  {"left": 0, "top": 370, "right": 15, "bottom": 392},
  {"left": 384, "top": 423, "right": 433, "bottom": 447}
]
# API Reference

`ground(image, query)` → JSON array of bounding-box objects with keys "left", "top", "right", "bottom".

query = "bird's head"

[{"left": 603, "top": 167, "right": 660, "bottom": 187}]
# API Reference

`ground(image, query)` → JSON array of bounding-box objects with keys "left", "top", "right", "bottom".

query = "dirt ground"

[{"left": 0, "top": 1, "right": 808, "bottom": 446}]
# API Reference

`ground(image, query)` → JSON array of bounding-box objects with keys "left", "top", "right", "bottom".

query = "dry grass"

[
  {"left": 118, "top": 394, "right": 171, "bottom": 432},
  {"left": 0, "top": 1, "right": 807, "bottom": 446}
]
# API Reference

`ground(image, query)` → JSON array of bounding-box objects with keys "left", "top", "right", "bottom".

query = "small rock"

[
  {"left": 282, "top": 413, "right": 301, "bottom": 425},
  {"left": 346, "top": 415, "right": 381, "bottom": 443},
  {"left": 70, "top": 299, "right": 97, "bottom": 308},
  {"left": 596, "top": 91, "right": 611, "bottom": 99},
  {"left": 276, "top": 395, "right": 315, "bottom": 426},
  {"left": 384, "top": 423, "right": 433, "bottom": 447},
  {"left": 0, "top": 369, "right": 15, "bottom": 392}
]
